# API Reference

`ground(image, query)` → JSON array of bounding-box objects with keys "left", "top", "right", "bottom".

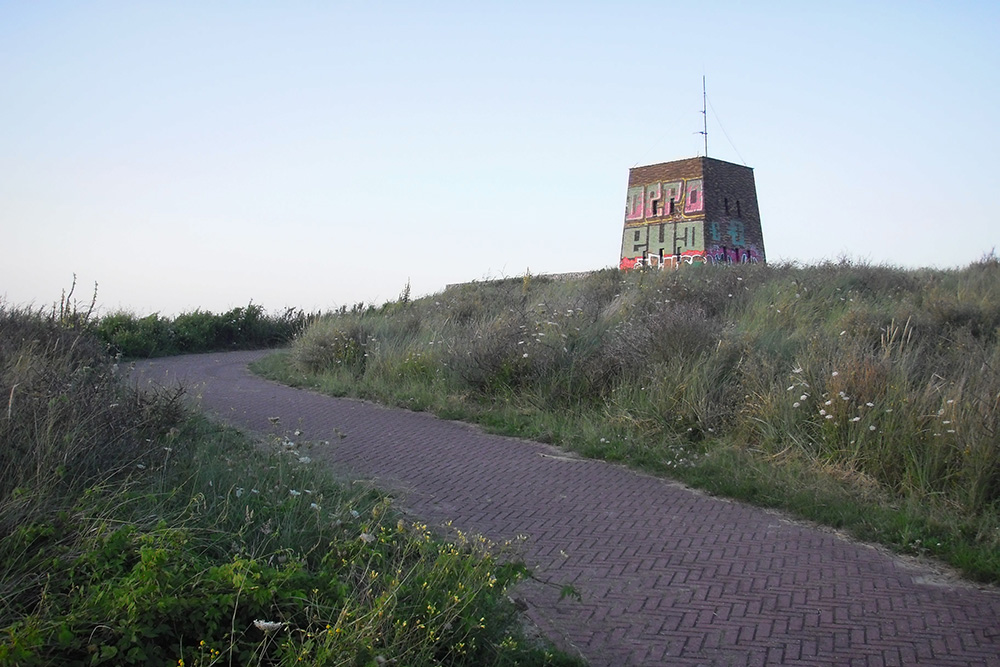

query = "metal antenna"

[{"left": 699, "top": 75, "right": 708, "bottom": 157}]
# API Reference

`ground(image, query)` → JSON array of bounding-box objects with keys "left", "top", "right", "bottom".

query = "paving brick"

[{"left": 133, "top": 351, "right": 1000, "bottom": 667}]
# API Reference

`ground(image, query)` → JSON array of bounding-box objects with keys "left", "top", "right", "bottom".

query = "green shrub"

[{"left": 96, "top": 304, "right": 314, "bottom": 358}]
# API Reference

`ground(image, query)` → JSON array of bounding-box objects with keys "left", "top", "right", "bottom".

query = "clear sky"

[{"left": 3, "top": 1, "right": 998, "bottom": 316}]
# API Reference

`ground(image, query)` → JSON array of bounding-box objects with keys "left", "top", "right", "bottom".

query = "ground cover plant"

[
  {"left": 254, "top": 256, "right": 1000, "bottom": 583},
  {"left": 0, "top": 303, "right": 581, "bottom": 666}
]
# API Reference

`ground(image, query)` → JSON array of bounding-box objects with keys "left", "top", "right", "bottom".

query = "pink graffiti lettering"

[{"left": 684, "top": 179, "right": 703, "bottom": 214}]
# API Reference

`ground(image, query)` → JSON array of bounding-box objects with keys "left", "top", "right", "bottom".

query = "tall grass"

[
  {"left": 263, "top": 257, "right": 1000, "bottom": 581},
  {"left": 0, "top": 304, "right": 580, "bottom": 666}
]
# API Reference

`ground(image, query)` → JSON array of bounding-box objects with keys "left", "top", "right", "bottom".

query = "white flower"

[
  {"left": 825, "top": 415, "right": 833, "bottom": 420},
  {"left": 360, "top": 532, "right": 375, "bottom": 543},
  {"left": 236, "top": 488, "right": 244, "bottom": 498},
  {"left": 254, "top": 620, "right": 285, "bottom": 633},
  {"left": 792, "top": 367, "right": 803, "bottom": 374},
  {"left": 289, "top": 489, "right": 301, "bottom": 497},
  {"left": 851, "top": 417, "right": 861, "bottom": 422},
  {"left": 819, "top": 409, "right": 826, "bottom": 416},
  {"left": 800, "top": 394, "right": 808, "bottom": 401},
  {"left": 298, "top": 456, "right": 312, "bottom": 464},
  {"left": 310, "top": 503, "right": 320, "bottom": 510},
  {"left": 787, "top": 386, "right": 795, "bottom": 391},
  {"left": 522, "top": 353, "right": 529, "bottom": 358},
  {"left": 793, "top": 402, "right": 800, "bottom": 408},
  {"left": 831, "top": 371, "right": 839, "bottom": 377},
  {"left": 825, "top": 400, "right": 833, "bottom": 406},
  {"left": 869, "top": 425, "right": 877, "bottom": 431}
]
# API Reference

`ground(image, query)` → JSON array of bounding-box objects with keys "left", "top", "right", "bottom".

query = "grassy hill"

[
  {"left": 0, "top": 305, "right": 579, "bottom": 666},
  {"left": 253, "top": 257, "right": 1000, "bottom": 583}
]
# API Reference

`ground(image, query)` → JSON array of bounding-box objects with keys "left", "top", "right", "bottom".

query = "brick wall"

[{"left": 620, "top": 157, "right": 766, "bottom": 268}]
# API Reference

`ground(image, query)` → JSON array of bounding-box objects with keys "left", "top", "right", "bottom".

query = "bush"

[{"left": 96, "top": 304, "right": 314, "bottom": 358}]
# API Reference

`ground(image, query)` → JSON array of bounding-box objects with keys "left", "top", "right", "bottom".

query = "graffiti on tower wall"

[
  {"left": 625, "top": 178, "right": 702, "bottom": 221},
  {"left": 621, "top": 158, "right": 765, "bottom": 270}
]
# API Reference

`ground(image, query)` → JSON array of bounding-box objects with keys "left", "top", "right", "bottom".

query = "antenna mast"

[{"left": 700, "top": 76, "right": 708, "bottom": 157}]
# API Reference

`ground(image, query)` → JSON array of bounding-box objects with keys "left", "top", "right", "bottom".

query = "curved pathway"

[{"left": 133, "top": 351, "right": 1000, "bottom": 666}]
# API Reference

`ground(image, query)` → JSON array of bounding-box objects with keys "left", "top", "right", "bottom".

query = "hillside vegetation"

[
  {"left": 254, "top": 257, "right": 1000, "bottom": 583},
  {"left": 0, "top": 304, "right": 579, "bottom": 666}
]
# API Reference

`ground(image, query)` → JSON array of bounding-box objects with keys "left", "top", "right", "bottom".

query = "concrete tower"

[{"left": 620, "top": 157, "right": 765, "bottom": 270}]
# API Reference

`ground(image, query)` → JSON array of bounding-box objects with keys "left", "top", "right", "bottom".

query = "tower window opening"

[
  {"left": 634, "top": 230, "right": 640, "bottom": 242},
  {"left": 669, "top": 198, "right": 675, "bottom": 214},
  {"left": 736, "top": 200, "right": 742, "bottom": 217}
]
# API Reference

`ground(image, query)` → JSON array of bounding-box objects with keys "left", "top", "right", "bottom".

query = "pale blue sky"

[{"left": 3, "top": 1, "right": 998, "bottom": 315}]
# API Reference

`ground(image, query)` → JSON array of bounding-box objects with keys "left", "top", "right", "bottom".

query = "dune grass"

[
  {"left": 0, "top": 304, "right": 581, "bottom": 666},
  {"left": 253, "top": 257, "right": 1000, "bottom": 583}
]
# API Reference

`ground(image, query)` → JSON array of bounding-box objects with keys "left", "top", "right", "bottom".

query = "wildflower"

[
  {"left": 298, "top": 456, "right": 311, "bottom": 464},
  {"left": 310, "top": 503, "right": 320, "bottom": 510},
  {"left": 254, "top": 620, "right": 285, "bottom": 633},
  {"left": 360, "top": 532, "right": 375, "bottom": 543},
  {"left": 800, "top": 394, "right": 808, "bottom": 401},
  {"left": 793, "top": 402, "right": 800, "bottom": 408},
  {"left": 869, "top": 425, "right": 876, "bottom": 431},
  {"left": 522, "top": 353, "right": 528, "bottom": 358},
  {"left": 236, "top": 487, "right": 244, "bottom": 498},
  {"left": 825, "top": 415, "right": 833, "bottom": 420},
  {"left": 866, "top": 402, "right": 875, "bottom": 407},
  {"left": 819, "top": 409, "right": 826, "bottom": 416},
  {"left": 824, "top": 400, "right": 832, "bottom": 406},
  {"left": 831, "top": 371, "right": 839, "bottom": 377},
  {"left": 787, "top": 386, "right": 795, "bottom": 391},
  {"left": 792, "top": 367, "right": 802, "bottom": 373},
  {"left": 289, "top": 489, "right": 301, "bottom": 497},
  {"left": 851, "top": 417, "right": 861, "bottom": 422}
]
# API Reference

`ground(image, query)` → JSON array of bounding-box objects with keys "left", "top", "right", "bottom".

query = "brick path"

[{"left": 133, "top": 351, "right": 1000, "bottom": 666}]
